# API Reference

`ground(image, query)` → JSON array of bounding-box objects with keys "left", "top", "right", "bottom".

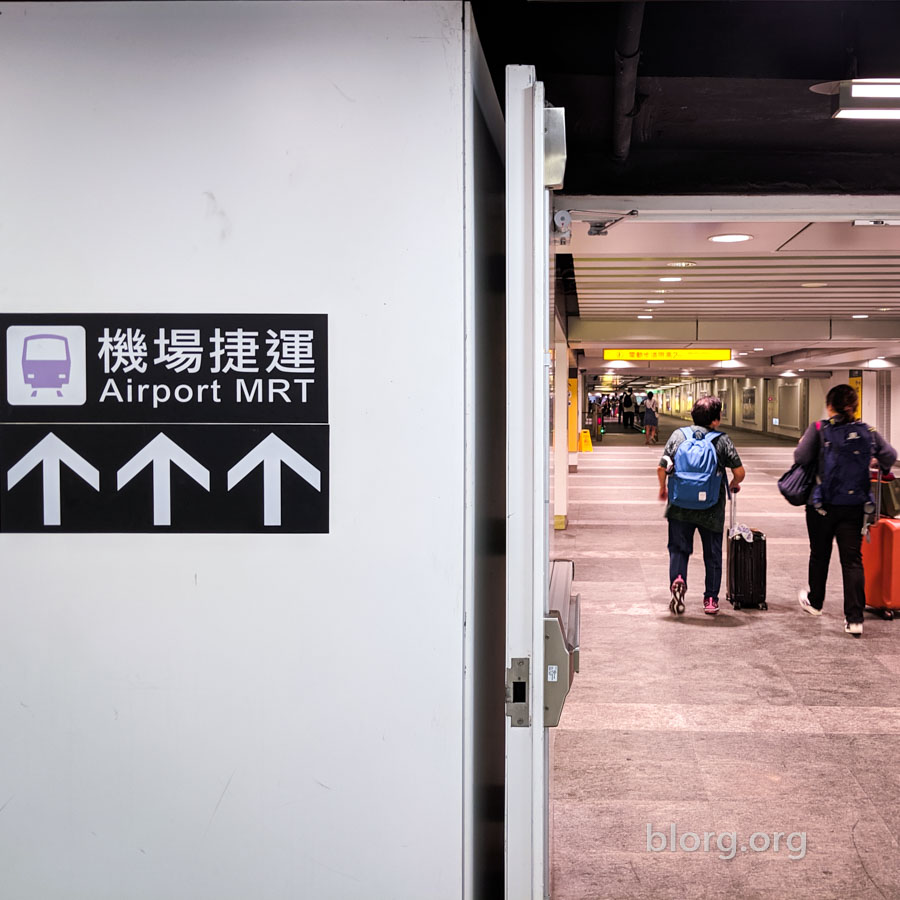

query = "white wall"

[
  {"left": 0, "top": 4, "right": 467, "bottom": 898},
  {"left": 808, "top": 377, "right": 829, "bottom": 423},
  {"left": 862, "top": 370, "right": 878, "bottom": 425},
  {"left": 892, "top": 369, "right": 900, "bottom": 447}
]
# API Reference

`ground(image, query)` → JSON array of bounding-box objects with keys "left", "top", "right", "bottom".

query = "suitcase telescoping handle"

[
  {"left": 729, "top": 482, "right": 736, "bottom": 536},
  {"left": 876, "top": 465, "right": 883, "bottom": 520},
  {"left": 865, "top": 464, "right": 883, "bottom": 543}
]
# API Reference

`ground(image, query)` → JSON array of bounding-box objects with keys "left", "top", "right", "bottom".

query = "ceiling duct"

[{"left": 612, "top": 1, "right": 645, "bottom": 163}]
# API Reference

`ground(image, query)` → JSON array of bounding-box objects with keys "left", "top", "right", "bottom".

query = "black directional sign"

[{"left": 0, "top": 315, "right": 328, "bottom": 533}]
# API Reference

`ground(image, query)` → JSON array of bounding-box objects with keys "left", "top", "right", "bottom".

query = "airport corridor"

[{"left": 550, "top": 416, "right": 900, "bottom": 900}]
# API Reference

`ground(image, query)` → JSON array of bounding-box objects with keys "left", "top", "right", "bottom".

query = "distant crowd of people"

[{"left": 592, "top": 387, "right": 659, "bottom": 443}]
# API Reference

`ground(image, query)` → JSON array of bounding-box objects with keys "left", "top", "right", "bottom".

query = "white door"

[{"left": 505, "top": 64, "right": 551, "bottom": 899}]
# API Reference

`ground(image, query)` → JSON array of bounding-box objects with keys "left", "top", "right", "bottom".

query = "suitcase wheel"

[
  {"left": 759, "top": 602, "right": 768, "bottom": 610},
  {"left": 867, "top": 607, "right": 894, "bottom": 620}
]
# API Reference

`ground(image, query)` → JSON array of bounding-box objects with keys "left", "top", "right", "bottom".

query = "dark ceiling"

[{"left": 470, "top": 1, "right": 900, "bottom": 195}]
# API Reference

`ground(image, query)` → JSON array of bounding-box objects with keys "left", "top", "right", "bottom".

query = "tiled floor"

[{"left": 550, "top": 416, "right": 900, "bottom": 900}]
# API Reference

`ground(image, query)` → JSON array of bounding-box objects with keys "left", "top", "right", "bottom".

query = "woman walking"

[
  {"left": 643, "top": 390, "right": 660, "bottom": 445},
  {"left": 796, "top": 384, "right": 896, "bottom": 636}
]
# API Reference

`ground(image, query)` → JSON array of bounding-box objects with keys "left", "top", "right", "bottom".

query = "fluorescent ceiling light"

[
  {"left": 851, "top": 80, "right": 900, "bottom": 98},
  {"left": 738, "top": 352, "right": 748, "bottom": 356},
  {"left": 659, "top": 276, "right": 682, "bottom": 282},
  {"left": 869, "top": 358, "right": 892, "bottom": 368},
  {"left": 836, "top": 109, "right": 900, "bottom": 119},
  {"left": 753, "top": 347, "right": 764, "bottom": 351},
  {"left": 646, "top": 299, "right": 665, "bottom": 304},
  {"left": 852, "top": 314, "right": 869, "bottom": 319},
  {"left": 667, "top": 261, "right": 696, "bottom": 268},
  {"left": 780, "top": 370, "right": 797, "bottom": 377},
  {"left": 637, "top": 315, "right": 653, "bottom": 319},
  {"left": 801, "top": 282, "right": 827, "bottom": 288},
  {"left": 833, "top": 80, "right": 900, "bottom": 118},
  {"left": 708, "top": 233, "right": 753, "bottom": 243},
  {"left": 718, "top": 359, "right": 743, "bottom": 368},
  {"left": 653, "top": 290, "right": 669, "bottom": 294}
]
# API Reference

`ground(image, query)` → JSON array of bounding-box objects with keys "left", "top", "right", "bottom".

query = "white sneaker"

[
  {"left": 798, "top": 590, "right": 822, "bottom": 617},
  {"left": 844, "top": 620, "right": 863, "bottom": 636}
]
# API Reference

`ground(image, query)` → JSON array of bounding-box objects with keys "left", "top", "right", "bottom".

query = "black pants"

[
  {"left": 668, "top": 518, "right": 723, "bottom": 600},
  {"left": 623, "top": 410, "right": 634, "bottom": 427},
  {"left": 805, "top": 504, "right": 866, "bottom": 623}
]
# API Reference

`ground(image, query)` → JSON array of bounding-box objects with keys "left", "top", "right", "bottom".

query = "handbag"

[
  {"left": 778, "top": 460, "right": 817, "bottom": 506},
  {"left": 778, "top": 420, "right": 823, "bottom": 507},
  {"left": 871, "top": 471, "right": 900, "bottom": 518}
]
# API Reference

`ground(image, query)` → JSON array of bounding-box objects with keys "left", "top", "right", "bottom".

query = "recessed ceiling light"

[
  {"left": 667, "top": 261, "right": 697, "bottom": 268},
  {"left": 781, "top": 370, "right": 797, "bottom": 377},
  {"left": 646, "top": 299, "right": 665, "bottom": 304},
  {"left": 659, "top": 277, "right": 682, "bottom": 282},
  {"left": 753, "top": 347, "right": 764, "bottom": 351},
  {"left": 798, "top": 369, "right": 806, "bottom": 372},
  {"left": 708, "top": 233, "right": 753, "bottom": 243},
  {"left": 739, "top": 352, "right": 748, "bottom": 356},
  {"left": 878, "top": 356, "right": 886, "bottom": 359},
  {"left": 852, "top": 314, "right": 869, "bottom": 319},
  {"left": 637, "top": 315, "right": 653, "bottom": 320},
  {"left": 801, "top": 282, "right": 827, "bottom": 288}
]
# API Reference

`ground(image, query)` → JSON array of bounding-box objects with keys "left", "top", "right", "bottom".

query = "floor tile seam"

[
  {"left": 569, "top": 489, "right": 783, "bottom": 495},
  {"left": 562, "top": 725, "right": 829, "bottom": 735},
  {"left": 566, "top": 705, "right": 827, "bottom": 734}
]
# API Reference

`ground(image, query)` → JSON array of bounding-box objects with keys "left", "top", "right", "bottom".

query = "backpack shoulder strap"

[{"left": 703, "top": 430, "right": 722, "bottom": 444}]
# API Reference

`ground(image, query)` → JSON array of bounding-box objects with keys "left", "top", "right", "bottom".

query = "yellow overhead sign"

[{"left": 604, "top": 348, "right": 732, "bottom": 362}]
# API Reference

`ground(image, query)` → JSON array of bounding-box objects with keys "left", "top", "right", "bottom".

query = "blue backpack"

[
  {"left": 813, "top": 421, "right": 874, "bottom": 507},
  {"left": 669, "top": 427, "right": 723, "bottom": 510}
]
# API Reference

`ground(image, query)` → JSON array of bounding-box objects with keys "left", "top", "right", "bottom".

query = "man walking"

[
  {"left": 657, "top": 396, "right": 745, "bottom": 615},
  {"left": 622, "top": 387, "right": 635, "bottom": 429}
]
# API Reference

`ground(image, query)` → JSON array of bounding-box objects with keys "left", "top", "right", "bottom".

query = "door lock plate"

[{"left": 505, "top": 657, "right": 530, "bottom": 727}]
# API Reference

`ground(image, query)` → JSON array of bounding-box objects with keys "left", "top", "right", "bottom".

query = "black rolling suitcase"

[{"left": 725, "top": 493, "right": 767, "bottom": 610}]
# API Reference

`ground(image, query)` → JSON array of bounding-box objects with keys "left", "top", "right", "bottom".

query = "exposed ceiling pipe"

[{"left": 612, "top": 1, "right": 646, "bottom": 162}]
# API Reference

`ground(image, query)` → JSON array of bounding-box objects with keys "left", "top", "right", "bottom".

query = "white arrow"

[
  {"left": 117, "top": 433, "right": 210, "bottom": 527},
  {"left": 227, "top": 433, "right": 321, "bottom": 527},
  {"left": 7, "top": 432, "right": 100, "bottom": 526}
]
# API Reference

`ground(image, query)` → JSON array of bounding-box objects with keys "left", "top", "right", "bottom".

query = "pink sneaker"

[{"left": 703, "top": 596, "right": 719, "bottom": 615}]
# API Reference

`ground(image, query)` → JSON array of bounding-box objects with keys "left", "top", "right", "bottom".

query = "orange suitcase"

[{"left": 863, "top": 517, "right": 900, "bottom": 619}]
